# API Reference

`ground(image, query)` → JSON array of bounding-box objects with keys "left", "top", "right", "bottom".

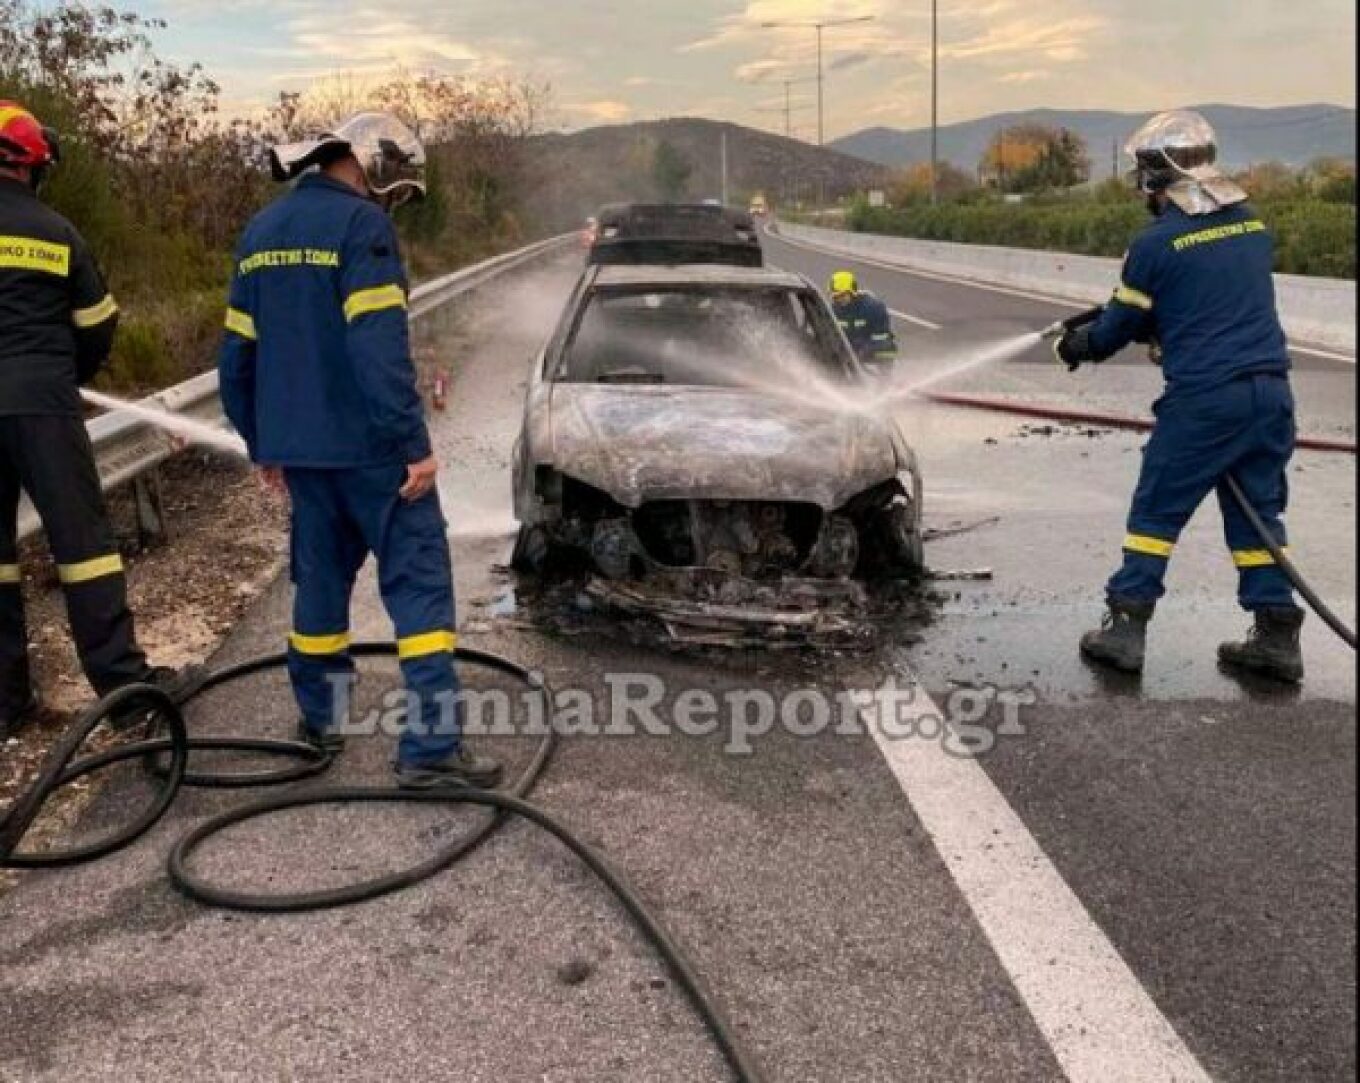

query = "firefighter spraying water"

[{"left": 1047, "top": 109, "right": 1309, "bottom": 682}]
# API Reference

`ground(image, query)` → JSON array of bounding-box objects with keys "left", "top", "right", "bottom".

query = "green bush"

[{"left": 847, "top": 197, "right": 1355, "bottom": 279}]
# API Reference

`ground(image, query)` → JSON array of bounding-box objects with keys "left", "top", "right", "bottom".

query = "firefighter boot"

[
  {"left": 1080, "top": 598, "right": 1154, "bottom": 673},
  {"left": 1218, "top": 606, "right": 1305, "bottom": 684}
]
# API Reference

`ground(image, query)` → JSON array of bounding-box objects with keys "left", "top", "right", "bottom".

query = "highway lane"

[
  {"left": 0, "top": 244, "right": 1352, "bottom": 1082},
  {"left": 769, "top": 227, "right": 1357, "bottom": 1081}
]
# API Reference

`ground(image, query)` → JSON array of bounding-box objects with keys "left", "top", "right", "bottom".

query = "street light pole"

[
  {"left": 930, "top": 0, "right": 939, "bottom": 204},
  {"left": 760, "top": 15, "right": 874, "bottom": 152},
  {"left": 816, "top": 24, "right": 824, "bottom": 147}
]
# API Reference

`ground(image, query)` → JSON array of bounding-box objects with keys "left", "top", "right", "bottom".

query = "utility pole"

[
  {"left": 930, "top": 0, "right": 939, "bottom": 204},
  {"left": 760, "top": 15, "right": 874, "bottom": 151},
  {"left": 721, "top": 128, "right": 729, "bottom": 206},
  {"left": 816, "top": 24, "right": 824, "bottom": 147},
  {"left": 1112, "top": 137, "right": 1119, "bottom": 180}
]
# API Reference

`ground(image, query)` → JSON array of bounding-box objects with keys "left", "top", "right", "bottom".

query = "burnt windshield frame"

[{"left": 552, "top": 284, "right": 856, "bottom": 385}]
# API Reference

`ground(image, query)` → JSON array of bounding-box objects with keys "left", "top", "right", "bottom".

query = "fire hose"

[
  {"left": 1041, "top": 311, "right": 1356, "bottom": 651},
  {"left": 0, "top": 643, "right": 765, "bottom": 1083}
]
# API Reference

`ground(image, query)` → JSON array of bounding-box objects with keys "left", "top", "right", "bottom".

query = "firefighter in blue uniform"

[
  {"left": 830, "top": 271, "right": 898, "bottom": 365},
  {"left": 1054, "top": 109, "right": 1304, "bottom": 682},
  {"left": 219, "top": 113, "right": 501, "bottom": 787}
]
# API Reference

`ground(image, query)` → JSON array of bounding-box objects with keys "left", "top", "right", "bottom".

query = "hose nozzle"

[{"left": 1041, "top": 305, "right": 1106, "bottom": 341}]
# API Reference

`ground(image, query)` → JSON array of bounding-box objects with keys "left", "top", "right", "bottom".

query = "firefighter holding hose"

[
  {"left": 0, "top": 101, "right": 192, "bottom": 737},
  {"left": 218, "top": 113, "right": 501, "bottom": 788},
  {"left": 1052, "top": 110, "right": 1305, "bottom": 682}
]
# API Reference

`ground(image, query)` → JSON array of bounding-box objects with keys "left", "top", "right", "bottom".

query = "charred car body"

[
  {"left": 588, "top": 203, "right": 762, "bottom": 267},
  {"left": 512, "top": 262, "right": 924, "bottom": 587}
]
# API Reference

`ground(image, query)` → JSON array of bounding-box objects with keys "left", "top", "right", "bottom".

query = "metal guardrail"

[{"left": 17, "top": 233, "right": 574, "bottom": 542}]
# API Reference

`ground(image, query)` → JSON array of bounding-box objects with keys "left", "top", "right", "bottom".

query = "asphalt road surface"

[{"left": 0, "top": 239, "right": 1353, "bottom": 1083}]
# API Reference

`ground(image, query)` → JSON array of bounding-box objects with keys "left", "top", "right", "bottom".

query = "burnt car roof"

[
  {"left": 589, "top": 203, "right": 762, "bottom": 267},
  {"left": 591, "top": 263, "right": 808, "bottom": 290}
]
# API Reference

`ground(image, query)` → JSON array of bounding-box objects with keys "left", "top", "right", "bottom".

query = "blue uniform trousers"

[
  {"left": 1109, "top": 374, "right": 1297, "bottom": 610},
  {"left": 284, "top": 465, "right": 460, "bottom": 766}
]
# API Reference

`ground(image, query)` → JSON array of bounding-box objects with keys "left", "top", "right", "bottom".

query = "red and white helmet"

[{"left": 0, "top": 101, "right": 60, "bottom": 170}]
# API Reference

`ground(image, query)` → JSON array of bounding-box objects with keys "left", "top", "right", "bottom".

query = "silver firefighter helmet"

[
  {"left": 269, "top": 112, "right": 426, "bottom": 206},
  {"left": 1124, "top": 109, "right": 1247, "bottom": 216}
]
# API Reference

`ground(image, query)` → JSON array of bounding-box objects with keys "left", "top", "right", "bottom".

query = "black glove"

[{"left": 1053, "top": 324, "right": 1097, "bottom": 372}]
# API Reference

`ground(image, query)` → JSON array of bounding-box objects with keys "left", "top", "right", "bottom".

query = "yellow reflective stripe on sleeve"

[
  {"left": 397, "top": 630, "right": 458, "bottom": 661},
  {"left": 1123, "top": 533, "right": 1175, "bottom": 558},
  {"left": 0, "top": 235, "right": 71, "bottom": 276},
  {"left": 0, "top": 563, "right": 21, "bottom": 585},
  {"left": 224, "top": 307, "right": 257, "bottom": 341},
  {"left": 58, "top": 554, "right": 125, "bottom": 584},
  {"left": 1113, "top": 284, "right": 1153, "bottom": 311},
  {"left": 73, "top": 293, "right": 119, "bottom": 328},
  {"left": 343, "top": 284, "right": 407, "bottom": 323},
  {"left": 1233, "top": 547, "right": 1288, "bottom": 568},
  {"left": 288, "top": 631, "right": 352, "bottom": 656}
]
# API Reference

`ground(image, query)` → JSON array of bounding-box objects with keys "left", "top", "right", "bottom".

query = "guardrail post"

[{"left": 133, "top": 469, "right": 168, "bottom": 547}]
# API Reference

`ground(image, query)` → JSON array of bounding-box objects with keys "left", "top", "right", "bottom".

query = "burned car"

[
  {"left": 588, "top": 203, "right": 762, "bottom": 267},
  {"left": 511, "top": 263, "right": 924, "bottom": 592}
]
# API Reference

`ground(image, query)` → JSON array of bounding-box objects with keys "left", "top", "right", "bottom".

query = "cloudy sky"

[{"left": 133, "top": 0, "right": 1356, "bottom": 136}]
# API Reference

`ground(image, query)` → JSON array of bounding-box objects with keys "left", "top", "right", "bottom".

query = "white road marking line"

[
  {"left": 859, "top": 680, "right": 1212, "bottom": 1083},
  {"left": 889, "top": 308, "right": 942, "bottom": 331},
  {"left": 773, "top": 227, "right": 1357, "bottom": 366},
  {"left": 1289, "top": 342, "right": 1356, "bottom": 364},
  {"left": 771, "top": 227, "right": 1090, "bottom": 310}
]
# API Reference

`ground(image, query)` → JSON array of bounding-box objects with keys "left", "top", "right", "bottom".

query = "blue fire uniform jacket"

[
  {"left": 218, "top": 174, "right": 431, "bottom": 468},
  {"left": 833, "top": 292, "right": 898, "bottom": 364},
  {"left": 1085, "top": 202, "right": 1298, "bottom": 611},
  {"left": 1086, "top": 202, "right": 1290, "bottom": 397}
]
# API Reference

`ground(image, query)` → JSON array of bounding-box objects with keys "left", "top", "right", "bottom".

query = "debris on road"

[
  {"left": 585, "top": 570, "right": 872, "bottom": 649},
  {"left": 926, "top": 568, "right": 995, "bottom": 582},
  {"left": 923, "top": 516, "right": 1001, "bottom": 542}
]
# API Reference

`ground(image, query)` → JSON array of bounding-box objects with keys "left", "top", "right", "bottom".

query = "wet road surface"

[{"left": 0, "top": 240, "right": 1353, "bottom": 1082}]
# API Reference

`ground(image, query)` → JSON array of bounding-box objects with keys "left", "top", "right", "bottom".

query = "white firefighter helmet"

[
  {"left": 1124, "top": 109, "right": 1246, "bottom": 216},
  {"left": 269, "top": 112, "right": 426, "bottom": 205}
]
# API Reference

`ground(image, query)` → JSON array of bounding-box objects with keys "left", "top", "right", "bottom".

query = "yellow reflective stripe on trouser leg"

[
  {"left": 398, "top": 630, "right": 458, "bottom": 660},
  {"left": 1123, "top": 533, "right": 1175, "bottom": 558},
  {"left": 58, "top": 554, "right": 125, "bottom": 584},
  {"left": 224, "top": 307, "right": 257, "bottom": 340},
  {"left": 0, "top": 563, "right": 21, "bottom": 585},
  {"left": 289, "top": 631, "right": 352, "bottom": 655},
  {"left": 1233, "top": 547, "right": 1288, "bottom": 568},
  {"left": 343, "top": 284, "right": 407, "bottom": 322}
]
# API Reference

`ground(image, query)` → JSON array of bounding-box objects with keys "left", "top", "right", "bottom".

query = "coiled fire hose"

[{"left": 0, "top": 642, "right": 765, "bottom": 1083}]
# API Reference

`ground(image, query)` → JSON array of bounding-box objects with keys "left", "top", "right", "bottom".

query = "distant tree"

[
  {"left": 1233, "top": 160, "right": 1303, "bottom": 200},
  {"left": 1305, "top": 157, "right": 1356, "bottom": 204},
  {"left": 980, "top": 124, "right": 1089, "bottom": 193},
  {"left": 887, "top": 160, "right": 975, "bottom": 205},
  {"left": 652, "top": 139, "right": 693, "bottom": 201}
]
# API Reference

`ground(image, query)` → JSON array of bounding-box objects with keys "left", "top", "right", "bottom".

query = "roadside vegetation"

[
  {"left": 0, "top": 1, "right": 548, "bottom": 392},
  {"left": 840, "top": 123, "right": 1356, "bottom": 279}
]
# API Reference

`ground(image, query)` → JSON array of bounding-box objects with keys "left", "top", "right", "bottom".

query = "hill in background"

[
  {"left": 521, "top": 117, "right": 890, "bottom": 232},
  {"left": 832, "top": 104, "right": 1356, "bottom": 173}
]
